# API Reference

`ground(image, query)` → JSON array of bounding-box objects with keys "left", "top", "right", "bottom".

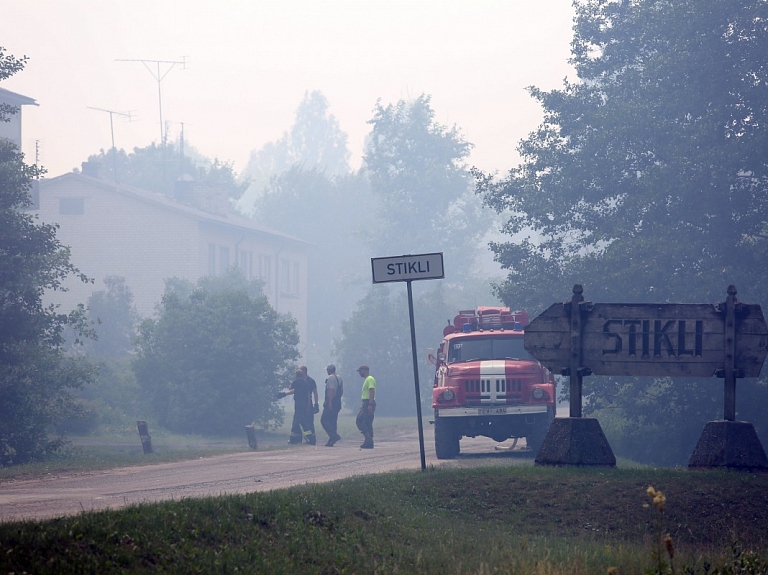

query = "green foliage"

[
  {"left": 364, "top": 94, "right": 486, "bottom": 281},
  {"left": 55, "top": 358, "right": 145, "bottom": 436},
  {"left": 86, "top": 142, "right": 248, "bottom": 201},
  {"left": 132, "top": 270, "right": 299, "bottom": 435},
  {"left": 476, "top": 0, "right": 768, "bottom": 465},
  {"left": 330, "top": 96, "right": 499, "bottom": 411},
  {"left": 0, "top": 50, "right": 97, "bottom": 465},
  {"left": 86, "top": 276, "right": 141, "bottom": 358},
  {"left": 251, "top": 166, "right": 372, "bottom": 366},
  {"left": 0, "top": 48, "right": 28, "bottom": 122},
  {"left": 240, "top": 90, "right": 351, "bottom": 210}
]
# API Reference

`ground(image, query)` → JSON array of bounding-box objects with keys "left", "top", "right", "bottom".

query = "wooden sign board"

[{"left": 525, "top": 302, "right": 768, "bottom": 378}]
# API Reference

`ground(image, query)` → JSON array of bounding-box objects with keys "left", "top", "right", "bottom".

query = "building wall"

[
  {"left": 37, "top": 176, "right": 198, "bottom": 317},
  {"left": 34, "top": 174, "right": 309, "bottom": 355},
  {"left": 198, "top": 222, "right": 309, "bottom": 354},
  {"left": 0, "top": 112, "right": 22, "bottom": 148}
]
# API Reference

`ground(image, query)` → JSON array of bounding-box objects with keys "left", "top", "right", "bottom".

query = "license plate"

[{"left": 478, "top": 407, "right": 508, "bottom": 415}]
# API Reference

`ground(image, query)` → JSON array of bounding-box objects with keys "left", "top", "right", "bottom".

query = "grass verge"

[{"left": 1, "top": 464, "right": 767, "bottom": 574}]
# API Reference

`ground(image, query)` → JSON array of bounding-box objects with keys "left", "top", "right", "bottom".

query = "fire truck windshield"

[{"left": 448, "top": 335, "right": 534, "bottom": 363}]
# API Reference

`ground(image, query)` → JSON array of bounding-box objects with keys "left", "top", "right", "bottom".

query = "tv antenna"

[
  {"left": 116, "top": 57, "right": 187, "bottom": 146},
  {"left": 87, "top": 107, "right": 134, "bottom": 181}
]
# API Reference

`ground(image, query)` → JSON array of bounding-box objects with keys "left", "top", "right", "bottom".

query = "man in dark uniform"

[{"left": 282, "top": 368, "right": 318, "bottom": 445}]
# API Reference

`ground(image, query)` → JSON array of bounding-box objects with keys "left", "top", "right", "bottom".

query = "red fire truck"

[{"left": 430, "top": 306, "right": 556, "bottom": 459}]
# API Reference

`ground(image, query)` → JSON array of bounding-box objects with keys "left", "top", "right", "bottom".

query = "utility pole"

[
  {"left": 116, "top": 57, "right": 187, "bottom": 146},
  {"left": 88, "top": 107, "right": 133, "bottom": 182}
]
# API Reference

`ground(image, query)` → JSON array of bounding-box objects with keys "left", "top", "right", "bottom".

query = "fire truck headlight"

[
  {"left": 440, "top": 389, "right": 455, "bottom": 402},
  {"left": 532, "top": 387, "right": 545, "bottom": 400}
]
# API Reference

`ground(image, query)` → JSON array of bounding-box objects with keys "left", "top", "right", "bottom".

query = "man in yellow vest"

[{"left": 356, "top": 365, "right": 376, "bottom": 449}]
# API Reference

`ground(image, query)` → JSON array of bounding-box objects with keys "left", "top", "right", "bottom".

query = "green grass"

[{"left": 1, "top": 464, "right": 767, "bottom": 574}]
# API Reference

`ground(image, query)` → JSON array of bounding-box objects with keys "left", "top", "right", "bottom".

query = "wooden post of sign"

[
  {"left": 723, "top": 285, "right": 737, "bottom": 422},
  {"left": 535, "top": 285, "right": 616, "bottom": 467},
  {"left": 568, "top": 285, "right": 585, "bottom": 418},
  {"left": 689, "top": 285, "right": 768, "bottom": 470}
]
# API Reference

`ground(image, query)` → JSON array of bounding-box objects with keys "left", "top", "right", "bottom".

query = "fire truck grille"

[{"left": 464, "top": 379, "right": 523, "bottom": 393}]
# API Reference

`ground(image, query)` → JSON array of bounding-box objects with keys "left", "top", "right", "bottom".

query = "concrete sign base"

[
  {"left": 688, "top": 420, "right": 768, "bottom": 471},
  {"left": 535, "top": 418, "right": 616, "bottom": 467}
]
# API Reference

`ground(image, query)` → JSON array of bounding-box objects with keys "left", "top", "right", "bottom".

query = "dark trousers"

[
  {"left": 321, "top": 407, "right": 340, "bottom": 440},
  {"left": 289, "top": 409, "right": 316, "bottom": 444},
  {"left": 356, "top": 400, "right": 375, "bottom": 439}
]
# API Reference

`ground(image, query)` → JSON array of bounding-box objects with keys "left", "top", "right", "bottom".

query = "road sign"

[
  {"left": 525, "top": 302, "right": 768, "bottom": 378},
  {"left": 370, "top": 251, "right": 445, "bottom": 471},
  {"left": 371, "top": 252, "right": 444, "bottom": 284}
]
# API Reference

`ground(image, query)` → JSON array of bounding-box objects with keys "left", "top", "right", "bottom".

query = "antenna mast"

[
  {"left": 116, "top": 57, "right": 187, "bottom": 146},
  {"left": 87, "top": 107, "right": 133, "bottom": 182}
]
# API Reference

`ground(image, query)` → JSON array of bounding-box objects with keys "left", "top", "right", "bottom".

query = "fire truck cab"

[{"left": 430, "top": 306, "right": 556, "bottom": 459}]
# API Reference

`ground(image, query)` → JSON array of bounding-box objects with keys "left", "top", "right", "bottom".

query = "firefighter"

[
  {"left": 355, "top": 365, "right": 376, "bottom": 449},
  {"left": 280, "top": 369, "right": 317, "bottom": 445}
]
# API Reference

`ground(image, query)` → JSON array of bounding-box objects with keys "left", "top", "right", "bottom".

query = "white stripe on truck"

[{"left": 480, "top": 360, "right": 506, "bottom": 404}]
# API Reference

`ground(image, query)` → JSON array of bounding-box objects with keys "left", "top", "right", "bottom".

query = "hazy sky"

[{"left": 3, "top": 0, "right": 575, "bottom": 179}]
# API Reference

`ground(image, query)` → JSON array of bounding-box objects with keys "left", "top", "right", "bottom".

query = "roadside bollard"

[
  {"left": 245, "top": 424, "right": 258, "bottom": 450},
  {"left": 136, "top": 421, "right": 153, "bottom": 454}
]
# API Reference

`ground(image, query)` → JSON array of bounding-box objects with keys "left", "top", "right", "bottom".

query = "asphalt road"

[{"left": 0, "top": 428, "right": 534, "bottom": 524}]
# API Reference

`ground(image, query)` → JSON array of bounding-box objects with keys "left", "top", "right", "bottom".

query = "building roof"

[
  {"left": 44, "top": 171, "right": 311, "bottom": 247},
  {"left": 0, "top": 87, "right": 38, "bottom": 106}
]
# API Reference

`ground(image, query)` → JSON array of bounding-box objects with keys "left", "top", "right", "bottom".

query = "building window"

[
  {"left": 59, "top": 197, "right": 84, "bottom": 215},
  {"left": 259, "top": 254, "right": 271, "bottom": 287},
  {"left": 239, "top": 251, "right": 252, "bottom": 279},
  {"left": 220, "top": 246, "right": 230, "bottom": 273},
  {"left": 280, "top": 259, "right": 290, "bottom": 294},
  {"left": 279, "top": 259, "right": 300, "bottom": 296},
  {"left": 208, "top": 244, "right": 216, "bottom": 276}
]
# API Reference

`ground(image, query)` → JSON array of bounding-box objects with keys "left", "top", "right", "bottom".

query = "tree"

[
  {"left": 475, "top": 0, "right": 768, "bottom": 464},
  {"left": 477, "top": 0, "right": 768, "bottom": 309},
  {"left": 329, "top": 96, "right": 500, "bottom": 415},
  {"left": 363, "top": 95, "right": 486, "bottom": 283},
  {"left": 86, "top": 276, "right": 140, "bottom": 358},
  {"left": 132, "top": 270, "right": 299, "bottom": 435},
  {"left": 333, "top": 284, "right": 455, "bottom": 416},
  {"left": 251, "top": 166, "right": 373, "bottom": 368},
  {"left": 239, "top": 90, "right": 351, "bottom": 213},
  {"left": 1, "top": 47, "right": 96, "bottom": 464},
  {"left": 85, "top": 143, "right": 248, "bottom": 204}
]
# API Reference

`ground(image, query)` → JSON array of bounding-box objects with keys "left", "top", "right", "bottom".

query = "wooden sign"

[{"left": 525, "top": 302, "right": 768, "bottom": 378}]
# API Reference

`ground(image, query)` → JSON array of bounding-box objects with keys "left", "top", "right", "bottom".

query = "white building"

[
  {"left": 33, "top": 170, "right": 310, "bottom": 353},
  {"left": 0, "top": 86, "right": 37, "bottom": 148}
]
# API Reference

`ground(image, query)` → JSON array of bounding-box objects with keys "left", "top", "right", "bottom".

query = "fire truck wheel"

[{"left": 434, "top": 418, "right": 460, "bottom": 459}]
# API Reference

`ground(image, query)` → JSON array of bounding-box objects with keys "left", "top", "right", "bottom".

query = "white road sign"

[{"left": 371, "top": 252, "right": 444, "bottom": 284}]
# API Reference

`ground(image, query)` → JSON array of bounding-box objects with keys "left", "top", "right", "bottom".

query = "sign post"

[
  {"left": 371, "top": 252, "right": 444, "bottom": 471},
  {"left": 525, "top": 285, "right": 768, "bottom": 469}
]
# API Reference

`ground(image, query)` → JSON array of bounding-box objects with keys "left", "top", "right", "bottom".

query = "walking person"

[
  {"left": 280, "top": 369, "right": 317, "bottom": 445},
  {"left": 301, "top": 365, "right": 320, "bottom": 443},
  {"left": 321, "top": 364, "right": 343, "bottom": 446},
  {"left": 355, "top": 365, "right": 376, "bottom": 449},
  {"left": 299, "top": 365, "right": 319, "bottom": 410}
]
